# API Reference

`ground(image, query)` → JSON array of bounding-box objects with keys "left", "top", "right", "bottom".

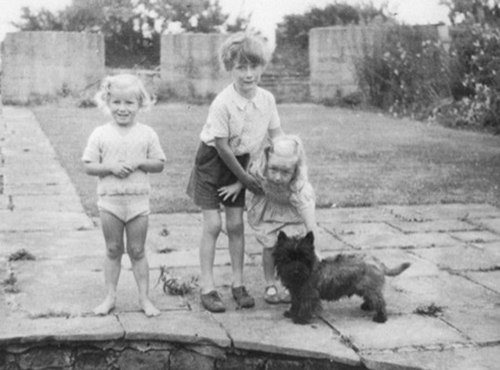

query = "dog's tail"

[{"left": 383, "top": 262, "right": 411, "bottom": 276}]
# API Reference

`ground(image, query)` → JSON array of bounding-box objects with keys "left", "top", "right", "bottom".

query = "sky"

[{"left": 0, "top": 0, "right": 450, "bottom": 43}]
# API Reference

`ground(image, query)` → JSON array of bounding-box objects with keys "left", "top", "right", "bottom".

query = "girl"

[
  {"left": 186, "top": 33, "right": 284, "bottom": 313},
  {"left": 82, "top": 74, "right": 166, "bottom": 317},
  {"left": 246, "top": 135, "right": 317, "bottom": 304}
]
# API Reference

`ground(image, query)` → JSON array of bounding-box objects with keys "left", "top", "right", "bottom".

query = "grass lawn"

[{"left": 33, "top": 103, "right": 500, "bottom": 217}]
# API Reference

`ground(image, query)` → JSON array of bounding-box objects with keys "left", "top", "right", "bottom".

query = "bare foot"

[
  {"left": 141, "top": 299, "right": 160, "bottom": 317},
  {"left": 93, "top": 296, "right": 116, "bottom": 316}
]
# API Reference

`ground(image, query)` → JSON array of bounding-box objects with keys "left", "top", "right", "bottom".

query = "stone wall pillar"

[
  {"left": 161, "top": 33, "right": 231, "bottom": 101},
  {"left": 1, "top": 32, "right": 105, "bottom": 104},
  {"left": 308, "top": 25, "right": 450, "bottom": 103}
]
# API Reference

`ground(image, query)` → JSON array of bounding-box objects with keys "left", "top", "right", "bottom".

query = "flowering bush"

[
  {"left": 357, "top": 24, "right": 500, "bottom": 131},
  {"left": 356, "top": 26, "right": 451, "bottom": 120},
  {"left": 438, "top": 25, "right": 500, "bottom": 130}
]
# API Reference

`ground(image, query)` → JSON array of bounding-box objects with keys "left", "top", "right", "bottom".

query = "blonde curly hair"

[
  {"left": 249, "top": 134, "right": 309, "bottom": 192},
  {"left": 94, "top": 73, "right": 155, "bottom": 114}
]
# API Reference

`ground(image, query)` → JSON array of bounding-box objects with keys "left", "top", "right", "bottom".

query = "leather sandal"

[{"left": 264, "top": 285, "right": 281, "bottom": 304}]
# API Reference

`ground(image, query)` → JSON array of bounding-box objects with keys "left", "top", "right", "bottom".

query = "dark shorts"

[{"left": 186, "top": 142, "right": 249, "bottom": 210}]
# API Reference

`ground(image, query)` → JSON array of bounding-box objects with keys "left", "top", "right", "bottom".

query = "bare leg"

[
  {"left": 94, "top": 211, "right": 124, "bottom": 315},
  {"left": 199, "top": 210, "right": 222, "bottom": 293},
  {"left": 126, "top": 215, "right": 159, "bottom": 317},
  {"left": 263, "top": 247, "right": 276, "bottom": 287},
  {"left": 225, "top": 207, "right": 245, "bottom": 288}
]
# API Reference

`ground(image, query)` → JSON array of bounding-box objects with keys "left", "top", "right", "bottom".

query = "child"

[
  {"left": 82, "top": 74, "right": 166, "bottom": 317},
  {"left": 246, "top": 135, "right": 318, "bottom": 304},
  {"left": 186, "top": 32, "right": 284, "bottom": 313}
]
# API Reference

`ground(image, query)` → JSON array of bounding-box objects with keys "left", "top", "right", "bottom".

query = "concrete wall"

[
  {"left": 1, "top": 32, "right": 105, "bottom": 104},
  {"left": 161, "top": 33, "right": 231, "bottom": 101},
  {"left": 309, "top": 25, "right": 451, "bottom": 103}
]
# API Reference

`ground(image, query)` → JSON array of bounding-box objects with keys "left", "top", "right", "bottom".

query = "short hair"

[
  {"left": 219, "top": 32, "right": 270, "bottom": 71},
  {"left": 249, "top": 134, "right": 309, "bottom": 192},
  {"left": 95, "top": 73, "right": 155, "bottom": 113}
]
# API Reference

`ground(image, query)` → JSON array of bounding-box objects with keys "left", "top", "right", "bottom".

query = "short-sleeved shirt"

[
  {"left": 199, "top": 84, "right": 281, "bottom": 156},
  {"left": 82, "top": 122, "right": 166, "bottom": 196}
]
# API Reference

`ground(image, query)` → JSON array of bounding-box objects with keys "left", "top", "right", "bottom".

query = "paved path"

[{"left": 1, "top": 107, "right": 500, "bottom": 369}]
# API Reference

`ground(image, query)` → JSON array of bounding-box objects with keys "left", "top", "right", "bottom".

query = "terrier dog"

[{"left": 273, "top": 231, "right": 410, "bottom": 324}]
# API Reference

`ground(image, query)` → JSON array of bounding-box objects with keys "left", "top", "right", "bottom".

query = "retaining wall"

[
  {"left": 0, "top": 340, "right": 362, "bottom": 370},
  {"left": 1, "top": 32, "right": 105, "bottom": 104}
]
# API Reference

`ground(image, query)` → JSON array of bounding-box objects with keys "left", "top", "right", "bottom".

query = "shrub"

[
  {"left": 356, "top": 26, "right": 451, "bottom": 120},
  {"left": 437, "top": 25, "right": 500, "bottom": 131}
]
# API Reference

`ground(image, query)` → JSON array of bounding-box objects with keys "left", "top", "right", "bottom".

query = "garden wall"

[
  {"left": 161, "top": 33, "right": 231, "bottom": 101},
  {"left": 1, "top": 32, "right": 105, "bottom": 105},
  {"left": 160, "top": 33, "right": 310, "bottom": 103},
  {"left": 308, "top": 24, "right": 451, "bottom": 103}
]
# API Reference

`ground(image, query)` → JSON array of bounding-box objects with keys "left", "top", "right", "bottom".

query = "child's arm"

[
  {"left": 83, "top": 161, "right": 134, "bottom": 179},
  {"left": 215, "top": 137, "right": 263, "bottom": 194},
  {"left": 292, "top": 183, "right": 318, "bottom": 235},
  {"left": 133, "top": 159, "right": 164, "bottom": 173},
  {"left": 299, "top": 203, "right": 318, "bottom": 235},
  {"left": 269, "top": 126, "right": 285, "bottom": 139}
]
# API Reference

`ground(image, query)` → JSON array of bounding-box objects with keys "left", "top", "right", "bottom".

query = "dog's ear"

[
  {"left": 277, "top": 231, "right": 287, "bottom": 243},
  {"left": 304, "top": 231, "right": 314, "bottom": 244}
]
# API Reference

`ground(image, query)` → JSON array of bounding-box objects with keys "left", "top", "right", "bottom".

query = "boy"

[{"left": 187, "top": 33, "right": 284, "bottom": 312}]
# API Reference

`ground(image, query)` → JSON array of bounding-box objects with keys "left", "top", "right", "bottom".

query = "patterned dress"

[{"left": 247, "top": 179, "right": 316, "bottom": 248}]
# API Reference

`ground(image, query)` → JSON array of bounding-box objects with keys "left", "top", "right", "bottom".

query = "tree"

[
  {"left": 276, "top": 2, "right": 390, "bottom": 51},
  {"left": 14, "top": 0, "right": 249, "bottom": 68},
  {"left": 272, "top": 2, "right": 390, "bottom": 74},
  {"left": 441, "top": 0, "right": 500, "bottom": 26}
]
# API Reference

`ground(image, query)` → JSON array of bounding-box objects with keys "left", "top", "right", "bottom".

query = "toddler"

[
  {"left": 82, "top": 74, "right": 166, "bottom": 317},
  {"left": 246, "top": 135, "right": 318, "bottom": 304},
  {"left": 186, "top": 32, "right": 284, "bottom": 313}
]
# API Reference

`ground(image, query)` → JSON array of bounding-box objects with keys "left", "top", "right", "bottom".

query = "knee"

[
  {"left": 106, "top": 243, "right": 124, "bottom": 260},
  {"left": 127, "top": 245, "right": 146, "bottom": 261},
  {"left": 204, "top": 218, "right": 222, "bottom": 238},
  {"left": 226, "top": 218, "right": 244, "bottom": 237}
]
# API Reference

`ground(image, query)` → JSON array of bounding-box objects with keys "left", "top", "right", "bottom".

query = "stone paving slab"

[
  {"left": 0, "top": 229, "right": 102, "bottom": 258},
  {"left": 411, "top": 245, "right": 500, "bottom": 271},
  {"left": 0, "top": 210, "right": 94, "bottom": 232},
  {"left": 120, "top": 311, "right": 231, "bottom": 348},
  {"left": 324, "top": 222, "right": 401, "bottom": 236},
  {"left": 465, "top": 271, "right": 500, "bottom": 294},
  {"left": 383, "top": 203, "right": 500, "bottom": 221},
  {"left": 442, "top": 307, "right": 500, "bottom": 343},
  {"left": 480, "top": 241, "right": 500, "bottom": 257},
  {"left": 1, "top": 315, "right": 124, "bottom": 345},
  {"left": 390, "top": 273, "right": 500, "bottom": 311},
  {"left": 448, "top": 230, "right": 500, "bottom": 243},
  {"left": 3, "top": 195, "right": 86, "bottom": 213},
  {"left": 338, "top": 232, "right": 460, "bottom": 250},
  {"left": 475, "top": 217, "right": 500, "bottom": 234},
  {"left": 386, "top": 219, "right": 478, "bottom": 234},
  {"left": 361, "top": 345, "right": 500, "bottom": 370},
  {"left": 8, "top": 257, "right": 188, "bottom": 317},
  {"left": 317, "top": 207, "right": 399, "bottom": 224},
  {"left": 213, "top": 309, "right": 361, "bottom": 366},
  {"left": 327, "top": 314, "right": 468, "bottom": 351}
]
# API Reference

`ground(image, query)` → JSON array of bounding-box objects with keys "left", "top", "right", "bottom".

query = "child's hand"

[
  {"left": 110, "top": 163, "right": 135, "bottom": 178},
  {"left": 218, "top": 182, "right": 244, "bottom": 202},
  {"left": 242, "top": 174, "right": 263, "bottom": 195}
]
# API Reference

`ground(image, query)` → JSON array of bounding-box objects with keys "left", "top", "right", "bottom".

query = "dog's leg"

[
  {"left": 363, "top": 291, "right": 387, "bottom": 323},
  {"left": 292, "top": 286, "right": 320, "bottom": 324},
  {"left": 284, "top": 290, "right": 299, "bottom": 319},
  {"left": 360, "top": 298, "right": 372, "bottom": 311}
]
